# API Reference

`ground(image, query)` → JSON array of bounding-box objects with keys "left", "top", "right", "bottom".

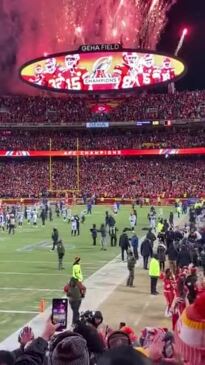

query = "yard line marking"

[
  {"left": 134, "top": 301, "right": 150, "bottom": 326},
  {"left": 0, "top": 288, "right": 63, "bottom": 292},
  {"left": 0, "top": 310, "right": 39, "bottom": 314},
  {"left": 0, "top": 260, "right": 108, "bottom": 264},
  {"left": 0, "top": 272, "right": 68, "bottom": 276}
]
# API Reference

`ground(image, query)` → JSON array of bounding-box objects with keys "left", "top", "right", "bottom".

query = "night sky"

[
  {"left": 159, "top": 0, "right": 205, "bottom": 90},
  {"left": 1, "top": 0, "right": 205, "bottom": 94}
]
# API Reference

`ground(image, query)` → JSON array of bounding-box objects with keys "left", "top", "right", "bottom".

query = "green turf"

[{"left": 0, "top": 205, "right": 172, "bottom": 341}]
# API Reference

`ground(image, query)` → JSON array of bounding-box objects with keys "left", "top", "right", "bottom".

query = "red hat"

[
  {"left": 120, "top": 326, "right": 138, "bottom": 343},
  {"left": 175, "top": 292, "right": 205, "bottom": 365}
]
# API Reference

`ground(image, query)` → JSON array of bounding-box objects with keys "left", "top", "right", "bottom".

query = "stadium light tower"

[{"left": 169, "top": 27, "right": 188, "bottom": 93}]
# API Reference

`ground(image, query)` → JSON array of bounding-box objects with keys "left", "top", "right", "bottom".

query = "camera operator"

[{"left": 74, "top": 310, "right": 105, "bottom": 364}]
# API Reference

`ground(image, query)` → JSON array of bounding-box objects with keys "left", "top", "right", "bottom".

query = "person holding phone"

[{"left": 66, "top": 277, "right": 86, "bottom": 325}]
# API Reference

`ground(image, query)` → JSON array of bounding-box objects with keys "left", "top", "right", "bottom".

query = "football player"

[
  {"left": 61, "top": 54, "right": 89, "bottom": 91},
  {"left": 113, "top": 52, "right": 142, "bottom": 89},
  {"left": 141, "top": 54, "right": 161, "bottom": 85},
  {"left": 27, "top": 64, "right": 45, "bottom": 86},
  {"left": 160, "top": 57, "right": 175, "bottom": 82},
  {"left": 43, "top": 58, "right": 64, "bottom": 89}
]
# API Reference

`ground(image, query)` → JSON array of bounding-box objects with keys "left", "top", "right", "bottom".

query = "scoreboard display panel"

[{"left": 20, "top": 44, "right": 186, "bottom": 94}]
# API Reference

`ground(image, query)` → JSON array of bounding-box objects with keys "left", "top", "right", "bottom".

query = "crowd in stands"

[
  {"left": 0, "top": 90, "right": 205, "bottom": 125},
  {"left": 0, "top": 127, "right": 204, "bottom": 150},
  {"left": 0, "top": 157, "right": 204, "bottom": 198},
  {"left": 109, "top": 90, "right": 205, "bottom": 121}
]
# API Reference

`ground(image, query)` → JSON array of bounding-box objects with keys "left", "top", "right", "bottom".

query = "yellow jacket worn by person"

[
  {"left": 156, "top": 222, "right": 163, "bottom": 233},
  {"left": 72, "top": 263, "right": 83, "bottom": 282},
  {"left": 149, "top": 258, "right": 160, "bottom": 277}
]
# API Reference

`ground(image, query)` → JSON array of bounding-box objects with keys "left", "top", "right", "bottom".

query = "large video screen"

[{"left": 20, "top": 47, "right": 185, "bottom": 93}]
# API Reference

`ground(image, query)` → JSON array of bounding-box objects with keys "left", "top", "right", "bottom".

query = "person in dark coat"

[
  {"left": 40, "top": 209, "right": 46, "bottom": 226},
  {"left": 146, "top": 229, "right": 156, "bottom": 246},
  {"left": 166, "top": 241, "right": 178, "bottom": 274},
  {"left": 177, "top": 244, "right": 192, "bottom": 268},
  {"left": 169, "top": 212, "right": 174, "bottom": 226},
  {"left": 90, "top": 224, "right": 97, "bottom": 246},
  {"left": 127, "top": 251, "right": 136, "bottom": 287},
  {"left": 48, "top": 207, "right": 53, "bottom": 221},
  {"left": 140, "top": 238, "right": 153, "bottom": 270},
  {"left": 66, "top": 277, "right": 86, "bottom": 325},
  {"left": 57, "top": 240, "right": 65, "bottom": 270},
  {"left": 157, "top": 240, "right": 166, "bottom": 271},
  {"left": 119, "top": 230, "right": 129, "bottom": 261},
  {"left": 51, "top": 228, "right": 59, "bottom": 251},
  {"left": 131, "top": 233, "right": 139, "bottom": 260},
  {"left": 165, "top": 228, "right": 175, "bottom": 248},
  {"left": 185, "top": 268, "right": 198, "bottom": 304},
  {"left": 110, "top": 226, "right": 118, "bottom": 247},
  {"left": 174, "top": 229, "right": 183, "bottom": 242}
]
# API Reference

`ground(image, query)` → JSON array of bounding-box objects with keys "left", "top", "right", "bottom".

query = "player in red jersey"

[
  {"left": 43, "top": 58, "right": 65, "bottom": 89},
  {"left": 160, "top": 57, "right": 176, "bottom": 82},
  {"left": 141, "top": 54, "right": 161, "bottom": 86},
  {"left": 160, "top": 268, "right": 176, "bottom": 317},
  {"left": 24, "top": 64, "right": 46, "bottom": 86},
  {"left": 61, "top": 54, "right": 89, "bottom": 91},
  {"left": 113, "top": 52, "right": 142, "bottom": 89}
]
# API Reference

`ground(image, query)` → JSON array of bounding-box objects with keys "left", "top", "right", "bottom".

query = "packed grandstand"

[
  {"left": 0, "top": 93, "right": 204, "bottom": 199},
  {"left": 0, "top": 90, "right": 205, "bottom": 124}
]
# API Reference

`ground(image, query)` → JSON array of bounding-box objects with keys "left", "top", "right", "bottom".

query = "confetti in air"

[{"left": 0, "top": 0, "right": 178, "bottom": 93}]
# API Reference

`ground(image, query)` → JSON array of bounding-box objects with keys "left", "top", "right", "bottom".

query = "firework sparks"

[{"left": 0, "top": 0, "right": 178, "bottom": 93}]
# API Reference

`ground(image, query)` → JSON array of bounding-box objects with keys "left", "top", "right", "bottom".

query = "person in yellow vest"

[
  {"left": 72, "top": 256, "right": 83, "bottom": 282},
  {"left": 156, "top": 219, "right": 163, "bottom": 234},
  {"left": 149, "top": 254, "right": 160, "bottom": 295}
]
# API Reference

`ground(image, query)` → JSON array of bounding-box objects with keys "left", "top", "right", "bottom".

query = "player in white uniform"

[
  {"left": 33, "top": 210, "right": 38, "bottom": 226},
  {"left": 67, "top": 208, "right": 72, "bottom": 223},
  {"left": 113, "top": 202, "right": 118, "bottom": 214},
  {"left": 0, "top": 213, "right": 5, "bottom": 230},
  {"left": 71, "top": 217, "right": 77, "bottom": 236},
  {"left": 27, "top": 208, "right": 31, "bottom": 224},
  {"left": 18, "top": 211, "right": 24, "bottom": 226},
  {"left": 129, "top": 213, "right": 136, "bottom": 231},
  {"left": 150, "top": 212, "right": 156, "bottom": 230},
  {"left": 61, "top": 207, "right": 67, "bottom": 222}
]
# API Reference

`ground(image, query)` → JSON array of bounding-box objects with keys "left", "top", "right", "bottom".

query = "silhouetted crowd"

[
  {"left": 0, "top": 127, "right": 204, "bottom": 150},
  {"left": 0, "top": 90, "right": 205, "bottom": 125},
  {"left": 0, "top": 157, "right": 204, "bottom": 198}
]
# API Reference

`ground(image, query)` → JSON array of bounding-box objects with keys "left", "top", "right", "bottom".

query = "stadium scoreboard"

[{"left": 20, "top": 44, "right": 186, "bottom": 94}]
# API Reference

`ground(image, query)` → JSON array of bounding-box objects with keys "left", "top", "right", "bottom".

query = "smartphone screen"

[{"left": 52, "top": 298, "right": 68, "bottom": 331}]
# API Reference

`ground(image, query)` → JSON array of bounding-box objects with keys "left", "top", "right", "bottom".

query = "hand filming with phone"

[{"left": 51, "top": 298, "right": 68, "bottom": 331}]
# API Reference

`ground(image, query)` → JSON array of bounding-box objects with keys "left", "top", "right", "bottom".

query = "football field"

[{"left": 0, "top": 204, "right": 172, "bottom": 342}]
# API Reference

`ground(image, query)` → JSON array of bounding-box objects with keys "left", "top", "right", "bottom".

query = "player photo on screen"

[{"left": 20, "top": 49, "right": 185, "bottom": 93}]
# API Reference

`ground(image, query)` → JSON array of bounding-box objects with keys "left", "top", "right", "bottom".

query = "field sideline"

[{"left": 0, "top": 204, "right": 172, "bottom": 341}]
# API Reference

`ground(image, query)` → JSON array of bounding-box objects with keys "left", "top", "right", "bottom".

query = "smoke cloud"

[{"left": 0, "top": 0, "right": 177, "bottom": 95}]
